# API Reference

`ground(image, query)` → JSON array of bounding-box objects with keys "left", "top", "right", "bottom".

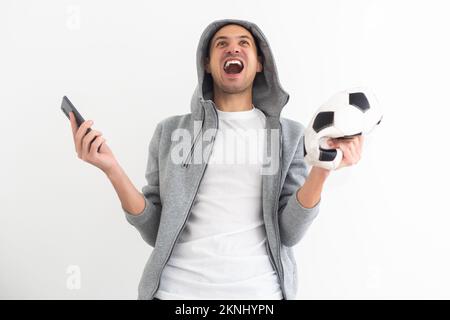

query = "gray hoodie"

[{"left": 123, "top": 19, "right": 320, "bottom": 300}]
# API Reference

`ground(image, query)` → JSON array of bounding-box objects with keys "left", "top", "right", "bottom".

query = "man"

[{"left": 69, "top": 19, "right": 363, "bottom": 300}]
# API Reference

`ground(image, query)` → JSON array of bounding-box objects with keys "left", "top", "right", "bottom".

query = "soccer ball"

[{"left": 303, "top": 88, "right": 382, "bottom": 170}]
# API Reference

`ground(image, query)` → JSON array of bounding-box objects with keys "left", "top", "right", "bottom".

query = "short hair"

[{"left": 206, "top": 26, "right": 263, "bottom": 59}]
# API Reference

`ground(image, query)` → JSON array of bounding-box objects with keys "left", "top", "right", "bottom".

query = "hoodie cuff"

[
  {"left": 287, "top": 191, "right": 320, "bottom": 221},
  {"left": 123, "top": 197, "right": 151, "bottom": 226}
]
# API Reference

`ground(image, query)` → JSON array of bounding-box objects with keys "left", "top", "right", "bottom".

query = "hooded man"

[{"left": 69, "top": 19, "right": 364, "bottom": 300}]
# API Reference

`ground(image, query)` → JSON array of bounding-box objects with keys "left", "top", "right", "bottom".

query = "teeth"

[{"left": 224, "top": 59, "right": 243, "bottom": 68}]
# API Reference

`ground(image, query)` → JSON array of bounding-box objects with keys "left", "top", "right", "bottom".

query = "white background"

[{"left": 1, "top": 0, "right": 449, "bottom": 299}]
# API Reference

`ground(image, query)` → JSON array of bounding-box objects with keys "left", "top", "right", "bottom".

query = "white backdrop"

[{"left": 1, "top": 0, "right": 449, "bottom": 299}]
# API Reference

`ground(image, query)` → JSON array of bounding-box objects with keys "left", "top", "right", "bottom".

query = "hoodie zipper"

[
  {"left": 274, "top": 122, "right": 286, "bottom": 299},
  {"left": 181, "top": 107, "right": 205, "bottom": 168},
  {"left": 262, "top": 121, "right": 285, "bottom": 299},
  {"left": 150, "top": 103, "right": 217, "bottom": 298}
]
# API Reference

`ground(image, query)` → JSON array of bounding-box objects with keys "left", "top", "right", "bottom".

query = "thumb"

[{"left": 327, "top": 138, "right": 335, "bottom": 148}]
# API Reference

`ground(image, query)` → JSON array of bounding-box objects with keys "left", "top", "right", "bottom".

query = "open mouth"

[{"left": 223, "top": 59, "right": 244, "bottom": 74}]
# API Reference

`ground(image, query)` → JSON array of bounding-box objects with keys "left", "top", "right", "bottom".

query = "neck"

[{"left": 212, "top": 86, "right": 253, "bottom": 112}]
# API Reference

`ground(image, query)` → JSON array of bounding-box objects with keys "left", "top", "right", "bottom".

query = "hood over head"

[{"left": 191, "top": 19, "right": 290, "bottom": 118}]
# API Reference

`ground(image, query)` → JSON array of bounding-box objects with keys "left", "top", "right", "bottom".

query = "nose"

[{"left": 227, "top": 46, "right": 240, "bottom": 54}]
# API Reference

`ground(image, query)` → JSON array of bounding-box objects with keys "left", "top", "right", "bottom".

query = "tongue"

[{"left": 224, "top": 64, "right": 243, "bottom": 74}]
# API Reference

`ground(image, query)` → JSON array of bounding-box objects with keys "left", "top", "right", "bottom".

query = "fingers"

[
  {"left": 353, "top": 136, "right": 363, "bottom": 158},
  {"left": 328, "top": 136, "right": 363, "bottom": 167},
  {"left": 357, "top": 135, "right": 364, "bottom": 153},
  {"left": 89, "top": 135, "right": 106, "bottom": 155},
  {"left": 338, "top": 142, "right": 356, "bottom": 167},
  {"left": 347, "top": 142, "right": 359, "bottom": 165},
  {"left": 338, "top": 141, "right": 353, "bottom": 164},
  {"left": 80, "top": 129, "right": 102, "bottom": 159},
  {"left": 74, "top": 120, "right": 94, "bottom": 156}
]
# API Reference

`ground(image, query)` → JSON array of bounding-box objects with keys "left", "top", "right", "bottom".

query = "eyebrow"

[{"left": 212, "top": 35, "right": 253, "bottom": 44}]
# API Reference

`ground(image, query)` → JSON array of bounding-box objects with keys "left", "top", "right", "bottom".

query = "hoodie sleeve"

[
  {"left": 123, "top": 122, "right": 163, "bottom": 247},
  {"left": 278, "top": 133, "right": 320, "bottom": 247}
]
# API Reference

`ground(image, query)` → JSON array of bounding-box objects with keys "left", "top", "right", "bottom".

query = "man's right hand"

[{"left": 69, "top": 112, "right": 119, "bottom": 175}]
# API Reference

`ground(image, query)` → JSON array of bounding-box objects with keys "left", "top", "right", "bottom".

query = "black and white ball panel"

[
  {"left": 349, "top": 92, "right": 370, "bottom": 112},
  {"left": 312, "top": 111, "right": 334, "bottom": 133}
]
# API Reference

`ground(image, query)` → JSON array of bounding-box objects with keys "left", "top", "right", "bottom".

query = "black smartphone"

[
  {"left": 61, "top": 96, "right": 103, "bottom": 152},
  {"left": 61, "top": 95, "right": 91, "bottom": 134}
]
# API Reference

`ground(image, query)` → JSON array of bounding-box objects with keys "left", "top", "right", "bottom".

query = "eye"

[
  {"left": 240, "top": 40, "right": 250, "bottom": 46},
  {"left": 217, "top": 41, "right": 227, "bottom": 47}
]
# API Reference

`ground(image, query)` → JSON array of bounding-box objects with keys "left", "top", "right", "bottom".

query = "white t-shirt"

[{"left": 154, "top": 106, "right": 283, "bottom": 300}]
